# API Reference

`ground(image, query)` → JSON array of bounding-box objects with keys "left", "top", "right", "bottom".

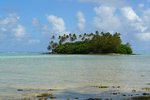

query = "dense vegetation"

[{"left": 48, "top": 31, "right": 132, "bottom": 54}]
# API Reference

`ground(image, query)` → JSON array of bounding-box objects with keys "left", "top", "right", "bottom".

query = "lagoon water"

[{"left": 0, "top": 53, "right": 150, "bottom": 99}]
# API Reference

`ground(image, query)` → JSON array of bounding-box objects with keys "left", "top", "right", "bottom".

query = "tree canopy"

[{"left": 47, "top": 31, "right": 132, "bottom": 54}]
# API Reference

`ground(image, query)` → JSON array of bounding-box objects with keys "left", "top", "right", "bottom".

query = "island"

[{"left": 47, "top": 31, "right": 132, "bottom": 54}]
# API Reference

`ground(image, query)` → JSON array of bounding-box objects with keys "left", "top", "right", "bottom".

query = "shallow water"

[{"left": 0, "top": 53, "right": 150, "bottom": 99}]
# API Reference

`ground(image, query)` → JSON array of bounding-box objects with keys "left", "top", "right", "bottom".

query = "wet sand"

[{"left": 1, "top": 85, "right": 150, "bottom": 100}]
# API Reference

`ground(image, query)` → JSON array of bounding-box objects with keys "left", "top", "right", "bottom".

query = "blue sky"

[{"left": 0, "top": 0, "right": 150, "bottom": 54}]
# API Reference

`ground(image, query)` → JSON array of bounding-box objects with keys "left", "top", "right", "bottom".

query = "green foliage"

[
  {"left": 54, "top": 41, "right": 90, "bottom": 54},
  {"left": 117, "top": 44, "right": 132, "bottom": 54},
  {"left": 89, "top": 32, "right": 121, "bottom": 53},
  {"left": 48, "top": 31, "right": 133, "bottom": 54}
]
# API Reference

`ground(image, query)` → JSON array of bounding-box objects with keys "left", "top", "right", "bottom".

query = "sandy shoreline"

[{"left": 1, "top": 85, "right": 150, "bottom": 100}]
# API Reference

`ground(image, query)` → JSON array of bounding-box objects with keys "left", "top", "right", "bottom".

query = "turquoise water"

[{"left": 0, "top": 53, "right": 150, "bottom": 98}]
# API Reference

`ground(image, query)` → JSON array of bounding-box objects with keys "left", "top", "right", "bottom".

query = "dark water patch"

[
  {"left": 147, "top": 83, "right": 150, "bottom": 85},
  {"left": 86, "top": 98, "right": 102, "bottom": 100},
  {"left": 92, "top": 85, "right": 109, "bottom": 89},
  {"left": 124, "top": 96, "right": 150, "bottom": 100},
  {"left": 92, "top": 85, "right": 121, "bottom": 89}
]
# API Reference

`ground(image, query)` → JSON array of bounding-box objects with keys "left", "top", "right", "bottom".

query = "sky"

[{"left": 0, "top": 0, "right": 150, "bottom": 54}]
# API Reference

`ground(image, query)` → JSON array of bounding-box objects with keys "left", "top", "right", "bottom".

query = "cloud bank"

[
  {"left": 47, "top": 15, "right": 67, "bottom": 34},
  {"left": 76, "top": 11, "right": 86, "bottom": 32},
  {"left": 0, "top": 14, "right": 27, "bottom": 40}
]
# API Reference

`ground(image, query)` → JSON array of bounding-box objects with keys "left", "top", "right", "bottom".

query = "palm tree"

[
  {"left": 100, "top": 32, "right": 104, "bottom": 36},
  {"left": 95, "top": 31, "right": 99, "bottom": 35},
  {"left": 73, "top": 34, "right": 77, "bottom": 40},
  {"left": 58, "top": 35, "right": 61, "bottom": 39},
  {"left": 88, "top": 33, "right": 93, "bottom": 37},
  {"left": 79, "top": 34, "right": 82, "bottom": 38},
  {"left": 69, "top": 34, "right": 77, "bottom": 42},
  {"left": 70, "top": 37, "right": 74, "bottom": 42},
  {"left": 48, "top": 40, "right": 56, "bottom": 51},
  {"left": 81, "top": 37, "right": 85, "bottom": 41},
  {"left": 84, "top": 33, "right": 87, "bottom": 37},
  {"left": 114, "top": 32, "right": 120, "bottom": 37},
  {"left": 69, "top": 33, "right": 72, "bottom": 37},
  {"left": 66, "top": 35, "right": 69, "bottom": 39},
  {"left": 51, "top": 35, "right": 55, "bottom": 39}
]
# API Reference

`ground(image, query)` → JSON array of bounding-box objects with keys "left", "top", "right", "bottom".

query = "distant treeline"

[{"left": 47, "top": 31, "right": 132, "bottom": 54}]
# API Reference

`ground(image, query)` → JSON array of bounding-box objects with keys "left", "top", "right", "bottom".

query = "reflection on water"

[{"left": 0, "top": 54, "right": 150, "bottom": 97}]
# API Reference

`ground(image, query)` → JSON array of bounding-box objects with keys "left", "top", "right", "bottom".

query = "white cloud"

[
  {"left": 143, "top": 9, "right": 150, "bottom": 25},
  {"left": 121, "top": 7, "right": 141, "bottom": 22},
  {"left": 47, "top": 15, "right": 66, "bottom": 34},
  {"left": 136, "top": 32, "right": 150, "bottom": 41},
  {"left": 76, "top": 11, "right": 86, "bottom": 32},
  {"left": 0, "top": 14, "right": 40, "bottom": 47},
  {"left": 120, "top": 7, "right": 150, "bottom": 42},
  {"left": 78, "top": 0, "right": 150, "bottom": 43},
  {"left": 94, "top": 6, "right": 115, "bottom": 17},
  {"left": 92, "top": 5, "right": 150, "bottom": 42},
  {"left": 135, "top": 8, "right": 150, "bottom": 41},
  {"left": 13, "top": 25, "right": 26, "bottom": 39},
  {"left": 93, "top": 6, "right": 121, "bottom": 32},
  {"left": 0, "top": 14, "right": 27, "bottom": 40},
  {"left": 0, "top": 14, "right": 19, "bottom": 26},
  {"left": 121, "top": 7, "right": 147, "bottom": 32},
  {"left": 33, "top": 15, "right": 69, "bottom": 35}
]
